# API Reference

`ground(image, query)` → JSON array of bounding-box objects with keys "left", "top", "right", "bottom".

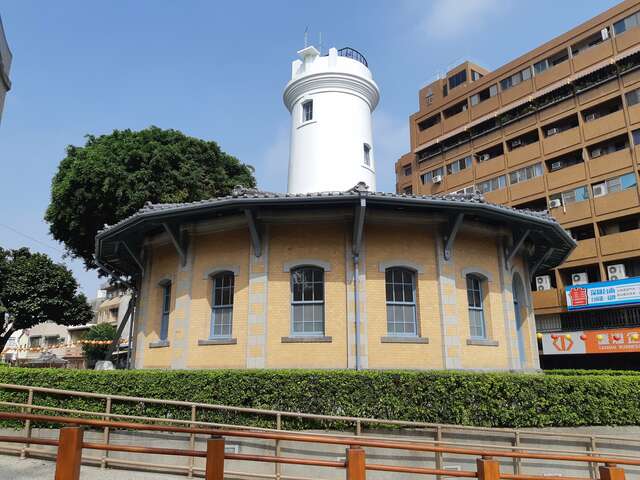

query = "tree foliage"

[
  {"left": 45, "top": 126, "right": 256, "bottom": 269},
  {"left": 0, "top": 247, "right": 93, "bottom": 352},
  {"left": 81, "top": 323, "right": 118, "bottom": 366}
]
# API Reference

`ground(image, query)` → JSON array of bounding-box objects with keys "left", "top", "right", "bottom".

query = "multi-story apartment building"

[
  {"left": 396, "top": 0, "right": 640, "bottom": 369},
  {"left": 0, "top": 15, "right": 11, "bottom": 124}
]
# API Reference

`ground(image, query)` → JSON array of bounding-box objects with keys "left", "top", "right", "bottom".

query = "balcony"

[
  {"left": 615, "top": 26, "right": 640, "bottom": 52},
  {"left": 507, "top": 142, "right": 541, "bottom": 167},
  {"left": 593, "top": 188, "right": 640, "bottom": 216},
  {"left": 532, "top": 288, "right": 562, "bottom": 311},
  {"left": 443, "top": 109, "right": 469, "bottom": 133},
  {"left": 534, "top": 61, "right": 571, "bottom": 90},
  {"left": 500, "top": 78, "right": 533, "bottom": 105},
  {"left": 583, "top": 110, "right": 626, "bottom": 141},
  {"left": 446, "top": 168, "right": 474, "bottom": 189},
  {"left": 475, "top": 155, "right": 505, "bottom": 179},
  {"left": 566, "top": 238, "right": 597, "bottom": 262},
  {"left": 542, "top": 128, "right": 581, "bottom": 155},
  {"left": 600, "top": 229, "right": 640, "bottom": 256},
  {"left": 509, "top": 176, "right": 545, "bottom": 201},
  {"left": 471, "top": 96, "right": 500, "bottom": 120},
  {"left": 578, "top": 79, "right": 619, "bottom": 105},
  {"left": 549, "top": 199, "right": 592, "bottom": 224},
  {"left": 419, "top": 180, "right": 445, "bottom": 196},
  {"left": 628, "top": 103, "right": 640, "bottom": 126},
  {"left": 547, "top": 163, "right": 586, "bottom": 191},
  {"left": 539, "top": 98, "right": 576, "bottom": 122},
  {"left": 415, "top": 120, "right": 442, "bottom": 145},
  {"left": 572, "top": 40, "right": 613, "bottom": 72},
  {"left": 483, "top": 188, "right": 508, "bottom": 205},
  {"left": 588, "top": 149, "right": 633, "bottom": 178},
  {"left": 503, "top": 115, "right": 536, "bottom": 136}
]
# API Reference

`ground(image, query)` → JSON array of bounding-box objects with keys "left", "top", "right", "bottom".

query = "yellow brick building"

[{"left": 95, "top": 185, "right": 574, "bottom": 370}]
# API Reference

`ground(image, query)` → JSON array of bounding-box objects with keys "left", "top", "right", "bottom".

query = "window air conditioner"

[
  {"left": 591, "top": 148, "right": 602, "bottom": 158},
  {"left": 585, "top": 113, "right": 597, "bottom": 122},
  {"left": 548, "top": 198, "right": 562, "bottom": 208},
  {"left": 572, "top": 272, "right": 589, "bottom": 285},
  {"left": 601, "top": 27, "right": 610, "bottom": 41},
  {"left": 511, "top": 139, "right": 523, "bottom": 148},
  {"left": 432, "top": 175, "right": 443, "bottom": 184},
  {"left": 593, "top": 182, "right": 608, "bottom": 198},
  {"left": 547, "top": 127, "right": 560, "bottom": 137},
  {"left": 478, "top": 153, "right": 490, "bottom": 162},
  {"left": 536, "top": 275, "right": 552, "bottom": 291},
  {"left": 550, "top": 161, "right": 564, "bottom": 171},
  {"left": 608, "top": 264, "right": 627, "bottom": 281}
]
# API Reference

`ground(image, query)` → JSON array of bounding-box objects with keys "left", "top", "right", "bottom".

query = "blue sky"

[{"left": 0, "top": 0, "right": 621, "bottom": 297}]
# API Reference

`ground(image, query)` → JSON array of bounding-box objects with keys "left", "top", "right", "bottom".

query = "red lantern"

[{"left": 580, "top": 334, "right": 587, "bottom": 341}]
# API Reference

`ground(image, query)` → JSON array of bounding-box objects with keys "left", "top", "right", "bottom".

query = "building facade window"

[
  {"left": 534, "top": 50, "right": 569, "bottom": 75},
  {"left": 471, "top": 70, "right": 484, "bottom": 81},
  {"left": 500, "top": 67, "right": 532, "bottom": 91},
  {"left": 448, "top": 70, "right": 467, "bottom": 90},
  {"left": 614, "top": 11, "right": 640, "bottom": 35},
  {"left": 595, "top": 173, "right": 637, "bottom": 195},
  {"left": 633, "top": 129, "right": 640, "bottom": 146},
  {"left": 466, "top": 275, "right": 486, "bottom": 339},
  {"left": 210, "top": 271, "right": 235, "bottom": 338},
  {"left": 417, "top": 114, "right": 440, "bottom": 131},
  {"left": 446, "top": 156, "right": 472, "bottom": 175},
  {"left": 29, "top": 336, "right": 42, "bottom": 349},
  {"left": 420, "top": 167, "right": 443, "bottom": 184},
  {"left": 626, "top": 88, "right": 640, "bottom": 107},
  {"left": 363, "top": 143, "right": 371, "bottom": 166},
  {"left": 160, "top": 282, "right": 171, "bottom": 341},
  {"left": 302, "top": 100, "right": 313, "bottom": 122},
  {"left": 550, "top": 186, "right": 589, "bottom": 207},
  {"left": 403, "top": 164, "right": 412, "bottom": 176},
  {"left": 291, "top": 266, "right": 324, "bottom": 336},
  {"left": 509, "top": 163, "right": 543, "bottom": 185},
  {"left": 477, "top": 175, "right": 506, "bottom": 193},
  {"left": 385, "top": 267, "right": 417, "bottom": 337},
  {"left": 470, "top": 84, "right": 498, "bottom": 106},
  {"left": 403, "top": 185, "right": 413, "bottom": 194}
]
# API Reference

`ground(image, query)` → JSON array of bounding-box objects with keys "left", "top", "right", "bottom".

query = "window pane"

[{"left": 621, "top": 173, "right": 637, "bottom": 190}]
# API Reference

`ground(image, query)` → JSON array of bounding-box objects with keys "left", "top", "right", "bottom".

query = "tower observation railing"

[{"left": 337, "top": 47, "right": 368, "bottom": 67}]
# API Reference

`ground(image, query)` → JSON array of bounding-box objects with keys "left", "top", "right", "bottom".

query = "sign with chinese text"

[
  {"left": 541, "top": 327, "right": 640, "bottom": 355},
  {"left": 565, "top": 277, "right": 640, "bottom": 310}
]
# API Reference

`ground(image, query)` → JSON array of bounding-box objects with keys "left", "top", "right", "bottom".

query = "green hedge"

[
  {"left": 1, "top": 368, "right": 640, "bottom": 429},
  {"left": 545, "top": 369, "right": 640, "bottom": 376}
]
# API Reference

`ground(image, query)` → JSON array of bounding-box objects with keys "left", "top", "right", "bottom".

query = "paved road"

[{"left": 0, "top": 455, "right": 187, "bottom": 479}]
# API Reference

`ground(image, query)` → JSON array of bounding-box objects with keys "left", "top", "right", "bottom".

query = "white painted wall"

[{"left": 284, "top": 46, "right": 380, "bottom": 194}]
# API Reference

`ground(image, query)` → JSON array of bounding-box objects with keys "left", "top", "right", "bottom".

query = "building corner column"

[{"left": 246, "top": 227, "right": 269, "bottom": 368}]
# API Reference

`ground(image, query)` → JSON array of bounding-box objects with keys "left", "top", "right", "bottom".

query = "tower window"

[
  {"left": 363, "top": 144, "right": 371, "bottom": 166},
  {"left": 302, "top": 100, "right": 313, "bottom": 122}
]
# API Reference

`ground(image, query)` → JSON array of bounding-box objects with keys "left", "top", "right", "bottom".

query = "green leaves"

[
  {"left": 0, "top": 248, "right": 93, "bottom": 352},
  {"left": 81, "top": 323, "right": 118, "bottom": 366},
  {"left": 44, "top": 126, "right": 256, "bottom": 270},
  {"left": 0, "top": 368, "right": 639, "bottom": 429}
]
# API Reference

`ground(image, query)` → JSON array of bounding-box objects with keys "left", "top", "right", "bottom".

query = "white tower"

[{"left": 284, "top": 46, "right": 380, "bottom": 194}]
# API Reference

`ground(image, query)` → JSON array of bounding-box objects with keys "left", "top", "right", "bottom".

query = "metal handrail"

[{"left": 337, "top": 47, "right": 368, "bottom": 67}]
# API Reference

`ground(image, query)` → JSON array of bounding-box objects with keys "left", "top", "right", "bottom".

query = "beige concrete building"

[
  {"left": 95, "top": 185, "right": 573, "bottom": 370},
  {"left": 396, "top": 0, "right": 640, "bottom": 369},
  {"left": 0, "top": 15, "right": 11, "bottom": 124}
]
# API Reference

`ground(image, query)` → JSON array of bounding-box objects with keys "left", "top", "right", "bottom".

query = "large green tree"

[
  {"left": 45, "top": 126, "right": 256, "bottom": 269},
  {"left": 0, "top": 247, "right": 94, "bottom": 353}
]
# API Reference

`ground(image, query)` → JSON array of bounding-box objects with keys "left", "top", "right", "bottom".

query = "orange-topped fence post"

[
  {"left": 477, "top": 456, "right": 500, "bottom": 480},
  {"left": 205, "top": 436, "right": 225, "bottom": 480},
  {"left": 54, "top": 427, "right": 84, "bottom": 480},
  {"left": 346, "top": 446, "right": 366, "bottom": 480},
  {"left": 600, "top": 463, "right": 626, "bottom": 480}
]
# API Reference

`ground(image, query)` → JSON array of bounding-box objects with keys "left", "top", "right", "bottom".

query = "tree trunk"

[{"left": 0, "top": 326, "right": 15, "bottom": 355}]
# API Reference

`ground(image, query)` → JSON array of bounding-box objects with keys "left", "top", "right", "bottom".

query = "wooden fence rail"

[{"left": 0, "top": 411, "right": 635, "bottom": 480}]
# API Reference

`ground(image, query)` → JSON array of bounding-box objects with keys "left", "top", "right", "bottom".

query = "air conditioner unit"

[
  {"left": 478, "top": 153, "right": 490, "bottom": 162},
  {"left": 608, "top": 264, "right": 627, "bottom": 281},
  {"left": 572, "top": 272, "right": 589, "bottom": 285},
  {"left": 548, "top": 198, "right": 562, "bottom": 208},
  {"left": 547, "top": 127, "right": 560, "bottom": 137},
  {"left": 585, "top": 113, "right": 597, "bottom": 122},
  {"left": 593, "top": 182, "right": 608, "bottom": 197},
  {"left": 601, "top": 27, "right": 610, "bottom": 41},
  {"left": 536, "top": 275, "right": 552, "bottom": 291},
  {"left": 432, "top": 175, "right": 443, "bottom": 184},
  {"left": 550, "top": 161, "right": 564, "bottom": 171},
  {"left": 591, "top": 148, "right": 602, "bottom": 158},
  {"left": 511, "top": 139, "right": 523, "bottom": 148}
]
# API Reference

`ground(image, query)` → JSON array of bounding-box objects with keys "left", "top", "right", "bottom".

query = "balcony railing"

[{"left": 337, "top": 47, "right": 368, "bottom": 67}]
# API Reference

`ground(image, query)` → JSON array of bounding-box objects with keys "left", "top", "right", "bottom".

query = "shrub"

[
  {"left": 0, "top": 369, "right": 639, "bottom": 430},
  {"left": 81, "top": 323, "right": 118, "bottom": 368}
]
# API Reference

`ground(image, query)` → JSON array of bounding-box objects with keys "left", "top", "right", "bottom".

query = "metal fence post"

[
  {"left": 588, "top": 436, "right": 598, "bottom": 480},
  {"left": 599, "top": 463, "right": 626, "bottom": 480},
  {"left": 275, "top": 413, "right": 282, "bottom": 480},
  {"left": 477, "top": 456, "right": 500, "bottom": 480},
  {"left": 435, "top": 425, "right": 443, "bottom": 480},
  {"left": 188, "top": 404, "right": 197, "bottom": 478},
  {"left": 513, "top": 431, "right": 521, "bottom": 475},
  {"left": 346, "top": 446, "right": 366, "bottom": 480},
  {"left": 54, "top": 427, "right": 84, "bottom": 480},
  {"left": 20, "top": 388, "right": 33, "bottom": 459},
  {"left": 205, "top": 436, "right": 225, "bottom": 480},
  {"left": 101, "top": 396, "right": 111, "bottom": 469}
]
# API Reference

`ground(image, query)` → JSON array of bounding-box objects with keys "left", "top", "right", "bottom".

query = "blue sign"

[{"left": 566, "top": 277, "right": 640, "bottom": 310}]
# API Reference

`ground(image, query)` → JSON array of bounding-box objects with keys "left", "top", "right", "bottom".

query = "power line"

[{"left": 0, "top": 223, "right": 67, "bottom": 255}]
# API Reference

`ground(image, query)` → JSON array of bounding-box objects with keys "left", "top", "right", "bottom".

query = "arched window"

[
  {"left": 385, "top": 267, "right": 417, "bottom": 336},
  {"left": 160, "top": 282, "right": 171, "bottom": 341},
  {"left": 210, "top": 271, "right": 235, "bottom": 338},
  {"left": 466, "top": 274, "right": 486, "bottom": 339},
  {"left": 291, "top": 266, "right": 324, "bottom": 335}
]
